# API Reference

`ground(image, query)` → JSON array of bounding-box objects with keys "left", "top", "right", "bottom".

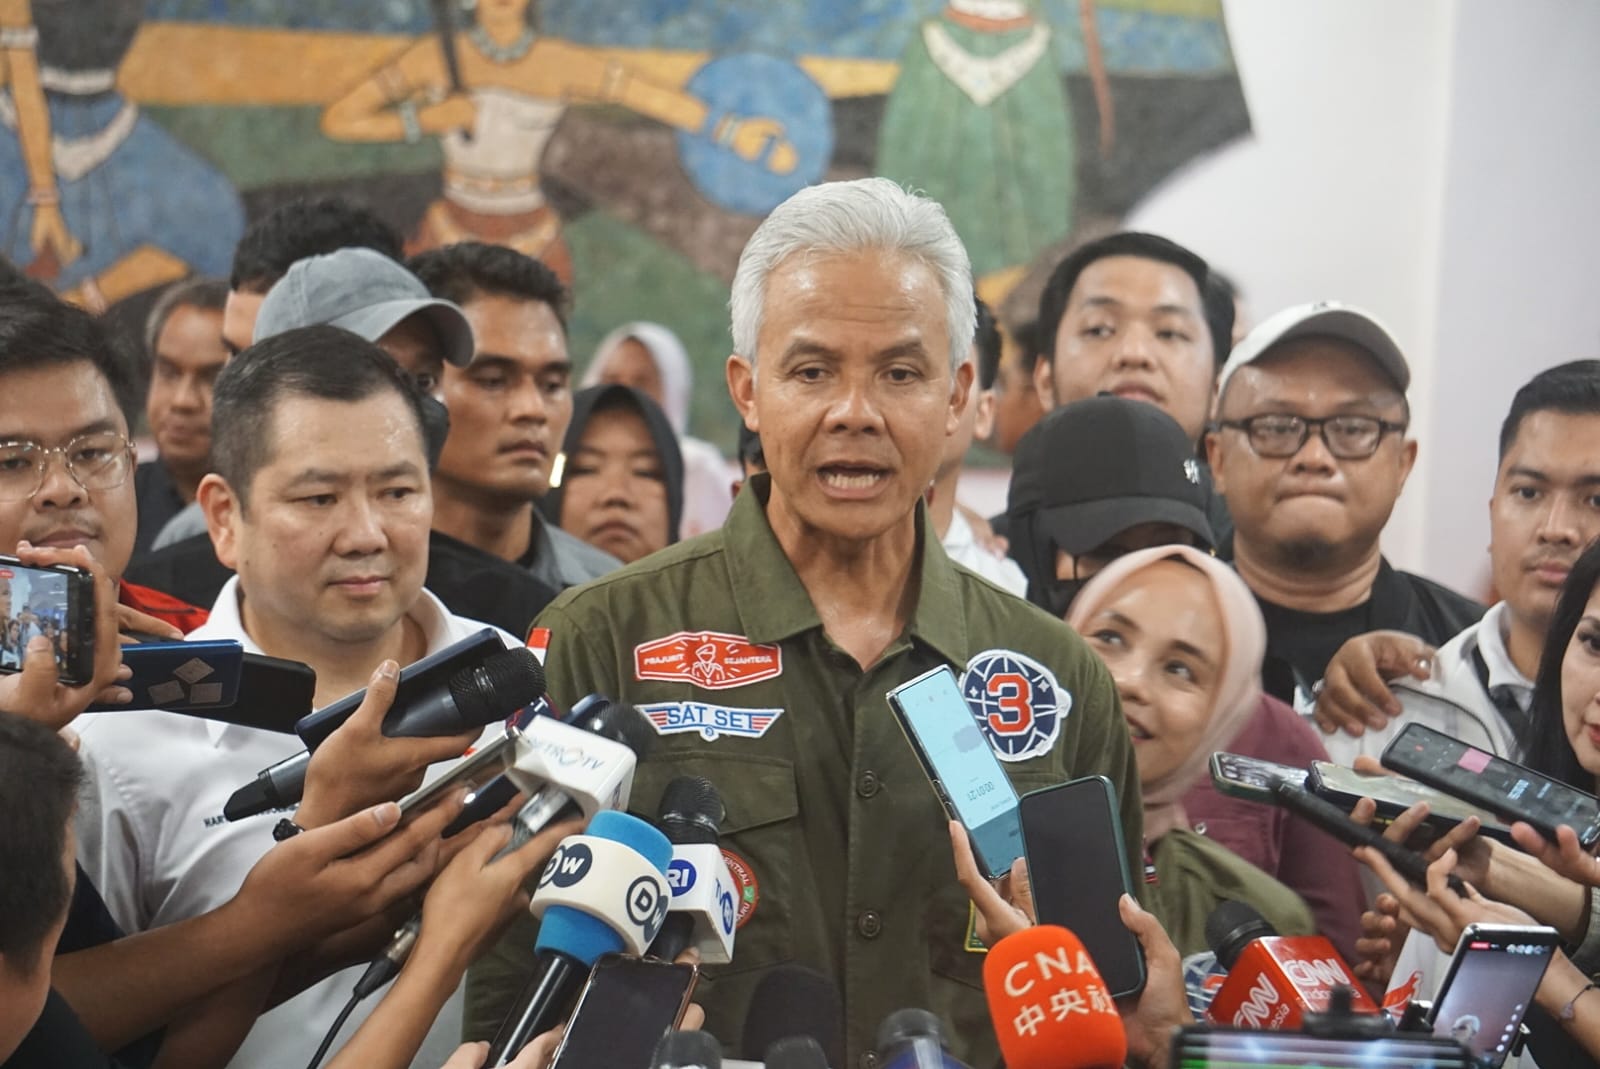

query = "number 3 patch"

[{"left": 961, "top": 649, "right": 1069, "bottom": 762}]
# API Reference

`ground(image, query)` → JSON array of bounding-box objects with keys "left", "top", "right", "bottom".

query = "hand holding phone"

[
  {"left": 1429, "top": 924, "right": 1557, "bottom": 1068},
  {"left": 0, "top": 552, "right": 96, "bottom": 684},
  {"left": 546, "top": 955, "right": 699, "bottom": 1069},
  {"left": 0, "top": 546, "right": 128, "bottom": 729}
]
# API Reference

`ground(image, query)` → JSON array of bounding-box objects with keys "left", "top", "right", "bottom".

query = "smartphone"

[
  {"left": 1307, "top": 762, "right": 1515, "bottom": 846},
  {"left": 547, "top": 955, "right": 698, "bottom": 1069},
  {"left": 1209, "top": 751, "right": 1308, "bottom": 803},
  {"left": 1428, "top": 924, "right": 1558, "bottom": 1068},
  {"left": 1019, "top": 777, "right": 1146, "bottom": 998},
  {"left": 397, "top": 730, "right": 520, "bottom": 819},
  {"left": 1381, "top": 723, "right": 1600, "bottom": 848},
  {"left": 228, "top": 654, "right": 318, "bottom": 733},
  {"left": 887, "top": 664, "right": 1024, "bottom": 880},
  {"left": 0, "top": 555, "right": 95, "bottom": 685},
  {"left": 87, "top": 639, "right": 244, "bottom": 712},
  {"left": 1270, "top": 781, "right": 1466, "bottom": 894},
  {"left": 1171, "top": 1025, "right": 1474, "bottom": 1068}
]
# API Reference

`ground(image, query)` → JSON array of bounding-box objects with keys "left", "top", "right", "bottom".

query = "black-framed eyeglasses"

[
  {"left": 0, "top": 432, "right": 137, "bottom": 502},
  {"left": 1215, "top": 414, "right": 1407, "bottom": 460}
]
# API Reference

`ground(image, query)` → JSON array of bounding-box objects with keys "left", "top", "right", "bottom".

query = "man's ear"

[
  {"left": 1032, "top": 354, "right": 1054, "bottom": 412},
  {"left": 1203, "top": 430, "right": 1227, "bottom": 497},
  {"left": 727, "top": 353, "right": 757, "bottom": 433},
  {"left": 948, "top": 359, "right": 975, "bottom": 436},
  {"left": 972, "top": 389, "right": 996, "bottom": 442},
  {"left": 197, "top": 474, "right": 242, "bottom": 571}
]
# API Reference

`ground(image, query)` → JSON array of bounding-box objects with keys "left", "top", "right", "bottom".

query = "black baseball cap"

[{"left": 1008, "top": 396, "right": 1214, "bottom": 555}]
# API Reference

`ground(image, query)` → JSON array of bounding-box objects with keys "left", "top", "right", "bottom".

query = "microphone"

[
  {"left": 649, "top": 777, "right": 736, "bottom": 965},
  {"left": 876, "top": 1009, "right": 971, "bottom": 1069},
  {"left": 740, "top": 965, "right": 845, "bottom": 1069},
  {"left": 224, "top": 646, "right": 545, "bottom": 820},
  {"left": 982, "top": 925, "right": 1126, "bottom": 1069},
  {"left": 493, "top": 700, "right": 655, "bottom": 834},
  {"left": 485, "top": 810, "right": 673, "bottom": 1065},
  {"left": 764, "top": 1036, "right": 828, "bottom": 1069},
  {"left": 1203, "top": 900, "right": 1379, "bottom": 1030},
  {"left": 652, "top": 1030, "right": 722, "bottom": 1069}
]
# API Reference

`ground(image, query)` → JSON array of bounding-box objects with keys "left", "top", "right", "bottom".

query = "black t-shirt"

[{"left": 3, "top": 990, "right": 110, "bottom": 1069}]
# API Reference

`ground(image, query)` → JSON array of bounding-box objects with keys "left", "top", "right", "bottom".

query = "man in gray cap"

[{"left": 1205, "top": 300, "right": 1482, "bottom": 711}]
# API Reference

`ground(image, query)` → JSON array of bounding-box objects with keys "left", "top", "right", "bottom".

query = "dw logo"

[{"left": 539, "top": 842, "right": 593, "bottom": 889}]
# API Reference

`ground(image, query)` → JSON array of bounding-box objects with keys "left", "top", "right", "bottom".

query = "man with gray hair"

[{"left": 465, "top": 178, "right": 1141, "bottom": 1066}]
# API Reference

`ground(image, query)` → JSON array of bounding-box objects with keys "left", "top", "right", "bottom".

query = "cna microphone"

[
  {"left": 1203, "top": 900, "right": 1379, "bottom": 1030},
  {"left": 983, "top": 925, "right": 1126, "bottom": 1069},
  {"left": 649, "top": 777, "right": 737, "bottom": 965},
  {"left": 876, "top": 1009, "right": 971, "bottom": 1069},
  {"left": 485, "top": 811, "right": 673, "bottom": 1065},
  {"left": 224, "top": 645, "right": 545, "bottom": 820},
  {"left": 740, "top": 964, "right": 845, "bottom": 1069},
  {"left": 652, "top": 1030, "right": 722, "bottom": 1069}
]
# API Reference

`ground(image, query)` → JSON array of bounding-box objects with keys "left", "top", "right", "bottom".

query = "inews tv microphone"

[
  {"left": 652, "top": 1030, "right": 722, "bottom": 1069},
  {"left": 740, "top": 964, "right": 845, "bottom": 1069},
  {"left": 982, "top": 924, "right": 1126, "bottom": 1069},
  {"left": 1203, "top": 900, "right": 1379, "bottom": 1030},
  {"left": 876, "top": 1009, "right": 972, "bottom": 1069},
  {"left": 225, "top": 644, "right": 545, "bottom": 819},
  {"left": 485, "top": 811, "right": 673, "bottom": 1065},
  {"left": 649, "top": 777, "right": 737, "bottom": 965}
]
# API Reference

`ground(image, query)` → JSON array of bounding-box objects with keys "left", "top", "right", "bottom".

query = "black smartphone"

[
  {"left": 1429, "top": 924, "right": 1558, "bottom": 1068},
  {"left": 1306, "top": 761, "right": 1515, "bottom": 846},
  {"left": 1018, "top": 776, "right": 1145, "bottom": 998},
  {"left": 1381, "top": 722, "right": 1600, "bottom": 848},
  {"left": 1208, "top": 751, "right": 1308, "bottom": 803},
  {"left": 1269, "top": 781, "right": 1466, "bottom": 894},
  {"left": 887, "top": 665, "right": 1024, "bottom": 880},
  {"left": 1171, "top": 1025, "right": 1475, "bottom": 1068},
  {"left": 0, "top": 555, "right": 95, "bottom": 685},
  {"left": 547, "top": 955, "right": 698, "bottom": 1069}
]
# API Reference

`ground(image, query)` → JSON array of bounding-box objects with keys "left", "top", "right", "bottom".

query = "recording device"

[
  {"left": 652, "top": 1030, "right": 723, "bottom": 1069},
  {"left": 91, "top": 638, "right": 243, "bottom": 711},
  {"left": 397, "top": 729, "right": 524, "bottom": 820},
  {"left": 649, "top": 777, "right": 737, "bottom": 965},
  {"left": 0, "top": 555, "right": 94, "bottom": 684},
  {"left": 740, "top": 964, "right": 845, "bottom": 1069},
  {"left": 763, "top": 1037, "right": 828, "bottom": 1069},
  {"left": 1306, "top": 761, "right": 1516, "bottom": 845},
  {"left": 1203, "top": 901, "right": 1379, "bottom": 1030},
  {"left": 223, "top": 645, "right": 545, "bottom": 820},
  {"left": 982, "top": 924, "right": 1128, "bottom": 1069},
  {"left": 1428, "top": 924, "right": 1558, "bottom": 1068},
  {"left": 1381, "top": 722, "right": 1600, "bottom": 848},
  {"left": 875, "top": 1008, "right": 972, "bottom": 1069},
  {"left": 1269, "top": 780, "right": 1468, "bottom": 894},
  {"left": 486, "top": 811, "right": 673, "bottom": 1065},
  {"left": 547, "top": 954, "right": 699, "bottom": 1069},
  {"left": 1170, "top": 1025, "right": 1475, "bottom": 1068},
  {"left": 1209, "top": 751, "right": 1308, "bottom": 802},
  {"left": 888, "top": 664, "right": 1023, "bottom": 879},
  {"left": 1018, "top": 776, "right": 1145, "bottom": 998},
  {"left": 497, "top": 702, "right": 652, "bottom": 832}
]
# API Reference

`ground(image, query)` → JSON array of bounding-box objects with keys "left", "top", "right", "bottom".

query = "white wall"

[{"left": 1120, "top": 0, "right": 1600, "bottom": 596}]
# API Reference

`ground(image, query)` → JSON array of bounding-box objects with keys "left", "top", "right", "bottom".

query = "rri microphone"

[
  {"left": 982, "top": 924, "right": 1126, "bottom": 1069},
  {"left": 1203, "top": 900, "right": 1378, "bottom": 1030},
  {"left": 649, "top": 777, "right": 737, "bottom": 965}
]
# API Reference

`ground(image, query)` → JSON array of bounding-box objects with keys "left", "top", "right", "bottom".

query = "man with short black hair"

[{"left": 410, "top": 241, "right": 620, "bottom": 591}]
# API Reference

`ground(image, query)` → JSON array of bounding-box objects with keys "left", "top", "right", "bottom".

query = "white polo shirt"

[
  {"left": 941, "top": 509, "right": 1028, "bottom": 598},
  {"left": 74, "top": 577, "right": 514, "bottom": 1069}
]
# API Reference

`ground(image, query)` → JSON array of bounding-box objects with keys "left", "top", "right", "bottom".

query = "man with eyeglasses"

[{"left": 1205, "top": 301, "right": 1483, "bottom": 711}]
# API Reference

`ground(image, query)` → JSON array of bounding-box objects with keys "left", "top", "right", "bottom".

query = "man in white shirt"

[{"left": 75, "top": 325, "right": 514, "bottom": 1068}]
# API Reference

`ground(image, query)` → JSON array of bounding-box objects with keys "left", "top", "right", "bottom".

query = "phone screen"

[
  {"left": 0, "top": 560, "right": 86, "bottom": 682},
  {"left": 549, "top": 956, "right": 696, "bottom": 1069},
  {"left": 1210, "top": 752, "right": 1307, "bottom": 800},
  {"left": 1430, "top": 927, "right": 1556, "bottom": 1068},
  {"left": 1019, "top": 777, "right": 1145, "bottom": 998},
  {"left": 1309, "top": 762, "right": 1514, "bottom": 841},
  {"left": 1172, "top": 1027, "right": 1473, "bottom": 1068},
  {"left": 889, "top": 666, "right": 1023, "bottom": 879}
]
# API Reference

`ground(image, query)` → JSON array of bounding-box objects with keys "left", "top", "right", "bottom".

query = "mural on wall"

[{"left": 0, "top": 0, "right": 1247, "bottom": 447}]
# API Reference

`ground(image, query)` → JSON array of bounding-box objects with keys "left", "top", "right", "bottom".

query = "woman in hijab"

[
  {"left": 584, "top": 322, "right": 734, "bottom": 537},
  {"left": 1068, "top": 545, "right": 1313, "bottom": 954},
  {"left": 543, "top": 384, "right": 684, "bottom": 565}
]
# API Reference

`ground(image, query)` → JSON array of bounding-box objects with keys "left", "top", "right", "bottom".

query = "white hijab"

[{"left": 584, "top": 322, "right": 693, "bottom": 435}]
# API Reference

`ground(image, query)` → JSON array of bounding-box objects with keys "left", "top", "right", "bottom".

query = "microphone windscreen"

[
  {"left": 531, "top": 810, "right": 672, "bottom": 961},
  {"left": 1204, "top": 900, "right": 1277, "bottom": 969},
  {"left": 983, "top": 925, "right": 1127, "bottom": 1069},
  {"left": 741, "top": 964, "right": 844, "bottom": 1069},
  {"left": 764, "top": 1036, "right": 828, "bottom": 1069},
  {"left": 450, "top": 647, "right": 547, "bottom": 722},
  {"left": 658, "top": 776, "right": 724, "bottom": 844},
  {"left": 574, "top": 699, "right": 657, "bottom": 758},
  {"left": 652, "top": 1029, "right": 722, "bottom": 1069}
]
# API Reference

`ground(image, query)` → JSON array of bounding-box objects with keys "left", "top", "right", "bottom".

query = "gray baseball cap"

[{"left": 252, "top": 247, "right": 475, "bottom": 366}]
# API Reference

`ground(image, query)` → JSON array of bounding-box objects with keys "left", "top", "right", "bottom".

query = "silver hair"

[{"left": 729, "top": 177, "right": 974, "bottom": 373}]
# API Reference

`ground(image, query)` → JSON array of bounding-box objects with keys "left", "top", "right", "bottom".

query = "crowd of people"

[{"left": 2, "top": 173, "right": 1600, "bottom": 1069}]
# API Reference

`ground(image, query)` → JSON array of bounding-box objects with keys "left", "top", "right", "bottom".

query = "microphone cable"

[{"left": 304, "top": 993, "right": 363, "bottom": 1069}]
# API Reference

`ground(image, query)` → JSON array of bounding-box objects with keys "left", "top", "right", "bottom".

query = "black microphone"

[
  {"left": 648, "top": 776, "right": 725, "bottom": 962},
  {"left": 765, "top": 1036, "right": 829, "bottom": 1069},
  {"left": 224, "top": 647, "right": 545, "bottom": 820},
  {"left": 877, "top": 1009, "right": 970, "bottom": 1069},
  {"left": 740, "top": 965, "right": 845, "bottom": 1069},
  {"left": 652, "top": 1030, "right": 722, "bottom": 1069}
]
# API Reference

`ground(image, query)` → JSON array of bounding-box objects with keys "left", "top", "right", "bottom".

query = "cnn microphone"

[
  {"left": 652, "top": 1030, "right": 722, "bottom": 1069},
  {"left": 649, "top": 777, "right": 736, "bottom": 965},
  {"left": 740, "top": 964, "right": 845, "bottom": 1069},
  {"left": 224, "top": 646, "right": 545, "bottom": 820},
  {"left": 485, "top": 810, "right": 673, "bottom": 1065},
  {"left": 876, "top": 1008, "right": 971, "bottom": 1069},
  {"left": 1203, "top": 900, "right": 1379, "bottom": 1030},
  {"left": 983, "top": 924, "right": 1126, "bottom": 1069}
]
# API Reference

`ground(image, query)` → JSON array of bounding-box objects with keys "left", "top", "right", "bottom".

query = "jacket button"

[
  {"left": 856, "top": 770, "right": 880, "bottom": 798},
  {"left": 856, "top": 910, "right": 883, "bottom": 938}
]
